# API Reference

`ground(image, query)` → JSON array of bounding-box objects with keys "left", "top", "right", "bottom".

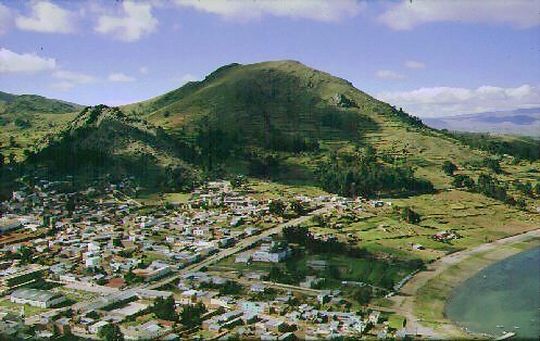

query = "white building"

[{"left": 85, "top": 256, "right": 101, "bottom": 268}]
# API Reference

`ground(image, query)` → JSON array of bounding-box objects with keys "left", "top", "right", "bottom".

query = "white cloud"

[
  {"left": 52, "top": 70, "right": 96, "bottom": 91},
  {"left": 174, "top": 0, "right": 364, "bottom": 22},
  {"left": 95, "top": 1, "right": 158, "bottom": 42},
  {"left": 108, "top": 72, "right": 136, "bottom": 82},
  {"left": 0, "top": 3, "right": 12, "bottom": 34},
  {"left": 139, "top": 66, "right": 148, "bottom": 75},
  {"left": 377, "top": 84, "right": 540, "bottom": 117},
  {"left": 379, "top": 0, "right": 540, "bottom": 30},
  {"left": 0, "top": 48, "right": 56, "bottom": 74},
  {"left": 375, "top": 69, "right": 405, "bottom": 80},
  {"left": 404, "top": 60, "right": 425, "bottom": 69},
  {"left": 51, "top": 81, "right": 76, "bottom": 91},
  {"left": 53, "top": 70, "right": 95, "bottom": 84},
  {"left": 16, "top": 1, "right": 75, "bottom": 33}
]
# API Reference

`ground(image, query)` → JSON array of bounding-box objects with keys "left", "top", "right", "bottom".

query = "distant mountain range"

[{"left": 424, "top": 108, "right": 540, "bottom": 137}]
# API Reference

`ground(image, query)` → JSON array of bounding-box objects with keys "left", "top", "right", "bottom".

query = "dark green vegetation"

[
  {"left": 199, "top": 279, "right": 244, "bottom": 296},
  {"left": 442, "top": 161, "right": 457, "bottom": 176},
  {"left": 399, "top": 206, "right": 421, "bottom": 224},
  {"left": 316, "top": 146, "right": 434, "bottom": 197},
  {"left": 180, "top": 303, "right": 206, "bottom": 328},
  {"left": 152, "top": 296, "right": 178, "bottom": 321},
  {"left": 97, "top": 324, "right": 124, "bottom": 341},
  {"left": 0, "top": 91, "right": 81, "bottom": 161},
  {"left": 441, "top": 157, "right": 540, "bottom": 207},
  {"left": 21, "top": 105, "right": 200, "bottom": 191}
]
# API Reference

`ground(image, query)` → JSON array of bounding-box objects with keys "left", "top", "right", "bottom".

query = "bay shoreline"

[{"left": 387, "top": 228, "right": 540, "bottom": 339}]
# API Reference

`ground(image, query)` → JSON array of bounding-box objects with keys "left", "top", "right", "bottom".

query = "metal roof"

[{"left": 10, "top": 288, "right": 62, "bottom": 303}]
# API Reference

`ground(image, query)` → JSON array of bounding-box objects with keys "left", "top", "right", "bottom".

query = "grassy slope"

[
  {"left": 25, "top": 105, "right": 200, "bottom": 189},
  {"left": 0, "top": 91, "right": 82, "bottom": 161},
  {"left": 123, "top": 60, "right": 502, "bottom": 188}
]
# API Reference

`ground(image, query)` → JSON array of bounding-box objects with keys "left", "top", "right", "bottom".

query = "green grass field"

[{"left": 0, "top": 298, "right": 49, "bottom": 316}]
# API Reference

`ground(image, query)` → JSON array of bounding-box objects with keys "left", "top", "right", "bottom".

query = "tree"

[
  {"left": 195, "top": 116, "right": 237, "bottom": 172},
  {"left": 14, "top": 118, "right": 31, "bottom": 128},
  {"left": 516, "top": 197, "right": 527, "bottom": 210},
  {"left": 400, "top": 207, "right": 421, "bottom": 224},
  {"left": 325, "top": 264, "right": 341, "bottom": 280},
  {"left": 290, "top": 200, "right": 306, "bottom": 216},
  {"left": 315, "top": 149, "right": 433, "bottom": 198},
  {"left": 535, "top": 183, "right": 540, "bottom": 197},
  {"left": 123, "top": 270, "right": 142, "bottom": 285},
  {"left": 269, "top": 199, "right": 286, "bottom": 216},
  {"left": 219, "top": 280, "right": 243, "bottom": 295},
  {"left": 66, "top": 196, "right": 76, "bottom": 213},
  {"left": 476, "top": 174, "right": 508, "bottom": 202},
  {"left": 484, "top": 158, "right": 502, "bottom": 174},
  {"left": 452, "top": 174, "right": 474, "bottom": 189},
  {"left": 180, "top": 303, "right": 206, "bottom": 328},
  {"left": 247, "top": 150, "right": 281, "bottom": 178},
  {"left": 17, "top": 246, "right": 33, "bottom": 265},
  {"left": 0, "top": 153, "right": 4, "bottom": 168},
  {"left": 267, "top": 266, "right": 287, "bottom": 283},
  {"left": 153, "top": 296, "right": 178, "bottom": 321},
  {"left": 98, "top": 324, "right": 124, "bottom": 341},
  {"left": 352, "top": 286, "right": 372, "bottom": 305},
  {"left": 442, "top": 161, "right": 457, "bottom": 176},
  {"left": 231, "top": 175, "right": 247, "bottom": 189}
]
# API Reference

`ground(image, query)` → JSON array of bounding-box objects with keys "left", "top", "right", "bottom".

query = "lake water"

[{"left": 445, "top": 246, "right": 540, "bottom": 339}]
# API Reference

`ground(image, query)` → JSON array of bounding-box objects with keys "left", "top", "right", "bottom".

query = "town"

[{"left": 0, "top": 176, "right": 412, "bottom": 340}]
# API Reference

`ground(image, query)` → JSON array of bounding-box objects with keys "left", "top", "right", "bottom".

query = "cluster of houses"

[{"left": 0, "top": 177, "right": 411, "bottom": 340}]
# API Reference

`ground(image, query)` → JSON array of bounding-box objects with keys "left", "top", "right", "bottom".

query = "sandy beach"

[{"left": 386, "top": 228, "right": 540, "bottom": 339}]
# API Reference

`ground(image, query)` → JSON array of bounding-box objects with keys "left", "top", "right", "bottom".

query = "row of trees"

[
  {"left": 450, "top": 170, "right": 528, "bottom": 208},
  {"left": 447, "top": 131, "right": 540, "bottom": 161},
  {"left": 443, "top": 160, "right": 533, "bottom": 208},
  {"left": 283, "top": 225, "right": 349, "bottom": 255},
  {"left": 199, "top": 279, "right": 244, "bottom": 296},
  {"left": 96, "top": 296, "right": 207, "bottom": 340},
  {"left": 316, "top": 149, "right": 434, "bottom": 197}
]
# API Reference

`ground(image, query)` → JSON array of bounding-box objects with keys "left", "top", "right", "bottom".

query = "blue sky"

[{"left": 0, "top": 0, "right": 539, "bottom": 117}]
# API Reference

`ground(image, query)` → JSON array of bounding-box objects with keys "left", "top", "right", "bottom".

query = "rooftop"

[{"left": 11, "top": 288, "right": 63, "bottom": 303}]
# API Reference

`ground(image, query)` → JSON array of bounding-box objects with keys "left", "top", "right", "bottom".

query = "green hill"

[
  {"left": 0, "top": 91, "right": 82, "bottom": 162},
  {"left": 120, "top": 61, "right": 483, "bottom": 187},
  {"left": 24, "top": 105, "right": 200, "bottom": 190},
  {"left": 6, "top": 61, "right": 539, "bottom": 203},
  {"left": 0, "top": 91, "right": 81, "bottom": 115},
  {"left": 124, "top": 60, "right": 415, "bottom": 144}
]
